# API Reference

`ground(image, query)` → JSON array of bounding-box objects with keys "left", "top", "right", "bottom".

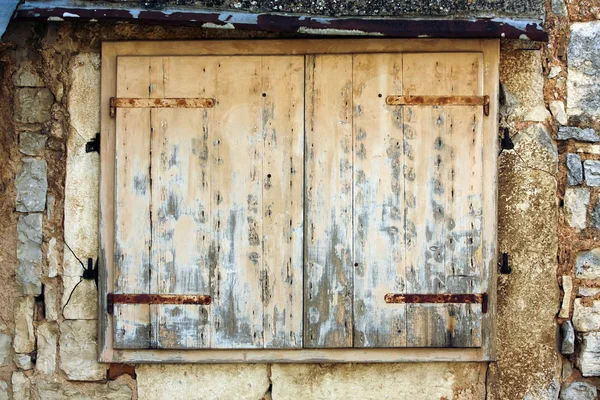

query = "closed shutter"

[
  {"left": 113, "top": 56, "right": 305, "bottom": 349},
  {"left": 108, "top": 48, "right": 492, "bottom": 352},
  {"left": 306, "top": 53, "right": 487, "bottom": 348}
]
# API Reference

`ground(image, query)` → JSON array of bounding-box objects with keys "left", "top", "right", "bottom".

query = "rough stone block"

[
  {"left": 573, "top": 298, "right": 600, "bottom": 332},
  {"left": 568, "top": 21, "right": 600, "bottom": 118},
  {"left": 576, "top": 248, "right": 600, "bottom": 279},
  {"left": 592, "top": 200, "right": 600, "bottom": 230},
  {"left": 551, "top": 0, "right": 567, "bottom": 15},
  {"left": 559, "top": 275, "right": 573, "bottom": 318},
  {"left": 271, "top": 363, "right": 487, "bottom": 400},
  {"left": 550, "top": 100, "right": 568, "bottom": 125},
  {"left": 19, "top": 131, "right": 47, "bottom": 156},
  {"left": 578, "top": 333, "right": 600, "bottom": 377},
  {"left": 499, "top": 50, "right": 547, "bottom": 123},
  {"left": 59, "top": 320, "right": 107, "bottom": 381},
  {"left": 548, "top": 65, "right": 562, "bottom": 79},
  {"left": 14, "top": 354, "right": 32, "bottom": 370},
  {"left": 564, "top": 187, "right": 590, "bottom": 230},
  {"left": 36, "top": 322, "right": 57, "bottom": 375},
  {"left": 558, "top": 127, "right": 600, "bottom": 142},
  {"left": 63, "top": 59, "right": 100, "bottom": 276},
  {"left": 16, "top": 213, "right": 42, "bottom": 295},
  {"left": 0, "top": 333, "right": 11, "bottom": 367},
  {"left": 12, "top": 372, "right": 30, "bottom": 400},
  {"left": 584, "top": 160, "right": 600, "bottom": 186},
  {"left": 69, "top": 54, "right": 100, "bottom": 140},
  {"left": 561, "top": 320, "right": 575, "bottom": 354},
  {"left": 560, "top": 381, "right": 597, "bottom": 399},
  {"left": 37, "top": 380, "right": 132, "bottom": 400},
  {"left": 62, "top": 277, "right": 97, "bottom": 320},
  {"left": 13, "top": 297, "right": 35, "bottom": 353},
  {"left": 0, "top": 381, "right": 7, "bottom": 400},
  {"left": 46, "top": 237, "right": 58, "bottom": 278},
  {"left": 15, "top": 88, "right": 53, "bottom": 124},
  {"left": 137, "top": 364, "right": 270, "bottom": 400},
  {"left": 13, "top": 63, "right": 44, "bottom": 87},
  {"left": 580, "top": 287, "right": 600, "bottom": 297},
  {"left": 567, "top": 153, "right": 583, "bottom": 186},
  {"left": 15, "top": 158, "right": 47, "bottom": 213},
  {"left": 44, "top": 283, "right": 59, "bottom": 322}
]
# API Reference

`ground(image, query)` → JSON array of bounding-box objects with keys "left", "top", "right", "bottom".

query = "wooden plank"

[
  {"left": 102, "top": 39, "right": 489, "bottom": 58},
  {"left": 149, "top": 56, "right": 216, "bottom": 349},
  {"left": 209, "top": 56, "right": 265, "bottom": 348},
  {"left": 107, "top": 346, "right": 489, "bottom": 363},
  {"left": 352, "top": 53, "right": 406, "bottom": 348},
  {"left": 480, "top": 40, "right": 500, "bottom": 360},
  {"left": 402, "top": 53, "right": 484, "bottom": 347},
  {"left": 304, "top": 54, "right": 354, "bottom": 348},
  {"left": 260, "top": 56, "right": 305, "bottom": 348},
  {"left": 113, "top": 56, "right": 152, "bottom": 349}
]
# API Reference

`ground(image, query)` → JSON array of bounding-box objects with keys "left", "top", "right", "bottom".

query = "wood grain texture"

[
  {"left": 402, "top": 53, "right": 484, "bottom": 347},
  {"left": 260, "top": 56, "right": 305, "bottom": 348},
  {"left": 149, "top": 56, "right": 214, "bottom": 350},
  {"left": 304, "top": 54, "right": 354, "bottom": 348},
  {"left": 352, "top": 54, "right": 406, "bottom": 347},
  {"left": 114, "top": 57, "right": 152, "bottom": 349}
]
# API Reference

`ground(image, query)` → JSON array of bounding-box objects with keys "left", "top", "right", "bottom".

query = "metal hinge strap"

[
  {"left": 386, "top": 95, "right": 490, "bottom": 116},
  {"left": 107, "top": 293, "right": 212, "bottom": 314},
  {"left": 384, "top": 293, "right": 488, "bottom": 313},
  {"left": 109, "top": 97, "right": 215, "bottom": 118}
]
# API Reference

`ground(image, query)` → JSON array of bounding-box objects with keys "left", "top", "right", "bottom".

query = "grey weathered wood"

[
  {"left": 402, "top": 53, "right": 484, "bottom": 347},
  {"left": 261, "top": 56, "right": 305, "bottom": 348},
  {"left": 113, "top": 57, "right": 152, "bottom": 349},
  {"left": 304, "top": 54, "right": 354, "bottom": 348},
  {"left": 352, "top": 53, "right": 407, "bottom": 347}
]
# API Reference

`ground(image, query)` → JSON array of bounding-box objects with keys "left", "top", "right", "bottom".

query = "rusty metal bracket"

[
  {"left": 384, "top": 293, "right": 488, "bottom": 313},
  {"left": 107, "top": 293, "right": 212, "bottom": 314},
  {"left": 386, "top": 95, "right": 490, "bottom": 116},
  {"left": 109, "top": 97, "right": 215, "bottom": 118}
]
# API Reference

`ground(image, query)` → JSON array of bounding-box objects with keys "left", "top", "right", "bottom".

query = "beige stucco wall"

[{"left": 0, "top": 9, "right": 578, "bottom": 398}]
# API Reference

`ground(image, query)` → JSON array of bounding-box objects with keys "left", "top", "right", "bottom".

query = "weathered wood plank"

[
  {"left": 114, "top": 57, "right": 152, "bottom": 349},
  {"left": 352, "top": 54, "right": 406, "bottom": 348},
  {"left": 260, "top": 56, "right": 305, "bottom": 348},
  {"left": 151, "top": 107, "right": 212, "bottom": 349},
  {"left": 209, "top": 56, "right": 265, "bottom": 348},
  {"left": 402, "top": 53, "right": 484, "bottom": 347},
  {"left": 149, "top": 57, "right": 216, "bottom": 349},
  {"left": 304, "top": 54, "right": 354, "bottom": 348}
]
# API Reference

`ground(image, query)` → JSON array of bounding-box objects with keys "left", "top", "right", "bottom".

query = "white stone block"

[
  {"left": 59, "top": 320, "right": 106, "bottom": 381},
  {"left": 573, "top": 298, "right": 600, "bottom": 332},
  {"left": 13, "top": 297, "right": 35, "bottom": 353}
]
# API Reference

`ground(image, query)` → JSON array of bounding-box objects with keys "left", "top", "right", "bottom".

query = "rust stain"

[
  {"left": 107, "top": 293, "right": 211, "bottom": 314},
  {"left": 386, "top": 95, "right": 487, "bottom": 107},
  {"left": 384, "top": 293, "right": 486, "bottom": 308}
]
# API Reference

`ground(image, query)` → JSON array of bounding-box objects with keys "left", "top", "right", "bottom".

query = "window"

[{"left": 99, "top": 39, "right": 499, "bottom": 363}]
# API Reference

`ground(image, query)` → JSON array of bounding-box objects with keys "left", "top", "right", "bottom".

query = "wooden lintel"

[
  {"left": 109, "top": 97, "right": 215, "bottom": 118},
  {"left": 386, "top": 95, "right": 490, "bottom": 116}
]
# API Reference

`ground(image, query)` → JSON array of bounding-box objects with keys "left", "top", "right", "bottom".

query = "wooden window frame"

[{"left": 99, "top": 39, "right": 499, "bottom": 363}]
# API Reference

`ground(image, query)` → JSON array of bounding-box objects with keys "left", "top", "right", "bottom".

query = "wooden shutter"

[
  {"left": 113, "top": 55, "right": 304, "bottom": 349},
  {"left": 306, "top": 52, "right": 487, "bottom": 348}
]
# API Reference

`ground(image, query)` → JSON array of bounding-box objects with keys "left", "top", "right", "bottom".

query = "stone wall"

[{"left": 0, "top": 0, "right": 597, "bottom": 396}]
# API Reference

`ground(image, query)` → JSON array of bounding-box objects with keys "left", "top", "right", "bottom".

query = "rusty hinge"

[
  {"left": 384, "top": 293, "right": 488, "bottom": 313},
  {"left": 109, "top": 97, "right": 215, "bottom": 118},
  {"left": 107, "top": 293, "right": 212, "bottom": 314},
  {"left": 386, "top": 95, "right": 490, "bottom": 116}
]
